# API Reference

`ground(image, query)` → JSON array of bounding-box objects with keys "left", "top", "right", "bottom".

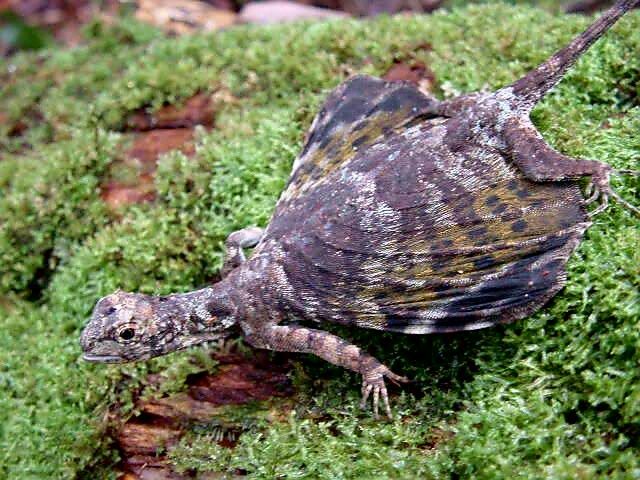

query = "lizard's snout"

[{"left": 79, "top": 327, "right": 126, "bottom": 363}]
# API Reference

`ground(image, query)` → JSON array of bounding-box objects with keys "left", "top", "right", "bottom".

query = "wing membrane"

[
  {"left": 282, "top": 75, "right": 440, "bottom": 203},
  {"left": 264, "top": 76, "right": 589, "bottom": 334}
]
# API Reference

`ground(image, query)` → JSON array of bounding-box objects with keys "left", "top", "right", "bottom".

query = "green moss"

[
  {"left": 170, "top": 401, "right": 449, "bottom": 479},
  {"left": 0, "top": 130, "right": 116, "bottom": 295},
  {"left": 1, "top": 4, "right": 639, "bottom": 478}
]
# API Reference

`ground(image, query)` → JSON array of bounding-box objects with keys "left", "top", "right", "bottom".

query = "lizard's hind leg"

[{"left": 503, "top": 116, "right": 639, "bottom": 217}]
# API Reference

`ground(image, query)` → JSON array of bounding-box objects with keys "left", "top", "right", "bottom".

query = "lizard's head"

[
  {"left": 80, "top": 288, "right": 234, "bottom": 363},
  {"left": 80, "top": 291, "right": 172, "bottom": 363}
]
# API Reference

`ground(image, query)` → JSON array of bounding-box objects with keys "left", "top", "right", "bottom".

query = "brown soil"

[
  {"left": 383, "top": 60, "right": 436, "bottom": 91},
  {"left": 101, "top": 93, "right": 216, "bottom": 211},
  {"left": 125, "top": 94, "right": 216, "bottom": 132}
]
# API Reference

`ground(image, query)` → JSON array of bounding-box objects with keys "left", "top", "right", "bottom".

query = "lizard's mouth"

[{"left": 82, "top": 353, "right": 125, "bottom": 363}]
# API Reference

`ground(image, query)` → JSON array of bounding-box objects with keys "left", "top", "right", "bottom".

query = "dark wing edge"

[
  {"left": 277, "top": 221, "right": 590, "bottom": 335},
  {"left": 373, "top": 222, "right": 591, "bottom": 334}
]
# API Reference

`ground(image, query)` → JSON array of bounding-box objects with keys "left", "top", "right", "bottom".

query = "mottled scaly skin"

[
  {"left": 255, "top": 79, "right": 589, "bottom": 334},
  {"left": 81, "top": 0, "right": 639, "bottom": 418}
]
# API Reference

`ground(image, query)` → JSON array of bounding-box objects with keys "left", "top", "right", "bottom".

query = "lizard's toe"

[
  {"left": 360, "top": 366, "right": 406, "bottom": 419},
  {"left": 585, "top": 165, "right": 640, "bottom": 217},
  {"left": 585, "top": 165, "right": 612, "bottom": 216}
]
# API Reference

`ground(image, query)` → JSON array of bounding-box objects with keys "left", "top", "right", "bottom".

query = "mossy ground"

[{"left": 1, "top": 3, "right": 639, "bottom": 479}]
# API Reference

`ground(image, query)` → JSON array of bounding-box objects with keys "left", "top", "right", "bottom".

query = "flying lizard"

[{"left": 81, "top": 0, "right": 639, "bottom": 419}]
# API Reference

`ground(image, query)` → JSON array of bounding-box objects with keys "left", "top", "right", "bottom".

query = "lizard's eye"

[{"left": 117, "top": 326, "right": 136, "bottom": 342}]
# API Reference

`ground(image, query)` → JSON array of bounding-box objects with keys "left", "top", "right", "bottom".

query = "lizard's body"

[{"left": 81, "top": 0, "right": 639, "bottom": 418}]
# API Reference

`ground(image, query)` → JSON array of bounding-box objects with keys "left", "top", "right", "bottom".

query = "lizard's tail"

[{"left": 506, "top": 0, "right": 639, "bottom": 110}]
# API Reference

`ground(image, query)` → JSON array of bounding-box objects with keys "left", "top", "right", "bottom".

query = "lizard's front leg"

[
  {"left": 221, "top": 226, "right": 264, "bottom": 278},
  {"left": 246, "top": 325, "right": 407, "bottom": 418}
]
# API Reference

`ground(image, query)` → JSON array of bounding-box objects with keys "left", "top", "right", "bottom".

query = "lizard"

[{"left": 81, "top": 0, "right": 639, "bottom": 419}]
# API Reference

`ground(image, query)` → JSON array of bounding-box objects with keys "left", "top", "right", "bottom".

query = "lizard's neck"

[
  {"left": 158, "top": 279, "right": 241, "bottom": 341},
  {"left": 222, "top": 254, "right": 283, "bottom": 337}
]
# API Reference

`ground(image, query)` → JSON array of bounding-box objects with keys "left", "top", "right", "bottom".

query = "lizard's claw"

[
  {"left": 360, "top": 366, "right": 408, "bottom": 419},
  {"left": 585, "top": 165, "right": 611, "bottom": 216},
  {"left": 585, "top": 166, "right": 640, "bottom": 217}
]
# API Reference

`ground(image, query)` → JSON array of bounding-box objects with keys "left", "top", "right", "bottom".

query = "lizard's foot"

[
  {"left": 584, "top": 165, "right": 640, "bottom": 217},
  {"left": 360, "top": 365, "right": 408, "bottom": 419}
]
